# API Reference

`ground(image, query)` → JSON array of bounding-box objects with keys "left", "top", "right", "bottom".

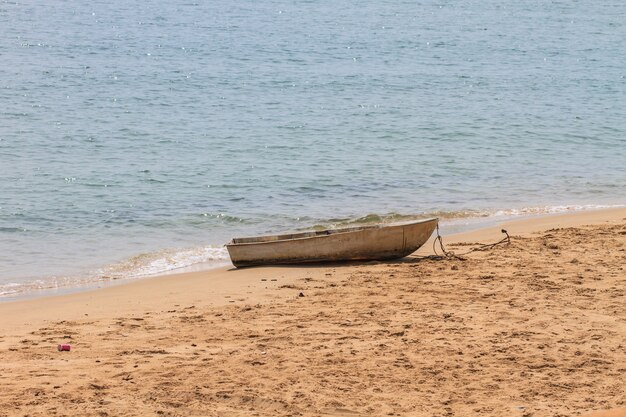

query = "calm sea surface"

[{"left": 1, "top": 0, "right": 625, "bottom": 297}]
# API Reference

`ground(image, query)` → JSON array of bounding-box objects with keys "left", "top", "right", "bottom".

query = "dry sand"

[{"left": 0, "top": 208, "right": 624, "bottom": 417}]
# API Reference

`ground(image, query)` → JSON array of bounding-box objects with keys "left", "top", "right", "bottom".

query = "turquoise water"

[{"left": 1, "top": 0, "right": 625, "bottom": 297}]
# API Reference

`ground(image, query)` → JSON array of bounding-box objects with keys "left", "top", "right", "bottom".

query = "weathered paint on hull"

[{"left": 226, "top": 218, "right": 438, "bottom": 267}]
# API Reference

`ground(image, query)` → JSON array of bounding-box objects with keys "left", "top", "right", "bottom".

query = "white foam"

[
  {"left": 97, "top": 245, "right": 230, "bottom": 280},
  {"left": 0, "top": 279, "right": 57, "bottom": 298},
  {"left": 434, "top": 203, "right": 626, "bottom": 235},
  {"left": 491, "top": 204, "right": 624, "bottom": 217},
  {"left": 0, "top": 245, "right": 230, "bottom": 299}
]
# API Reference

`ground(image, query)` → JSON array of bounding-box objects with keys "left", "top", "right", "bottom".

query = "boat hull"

[{"left": 226, "top": 218, "right": 438, "bottom": 267}]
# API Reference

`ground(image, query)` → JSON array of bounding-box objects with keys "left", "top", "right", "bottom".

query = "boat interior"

[
  {"left": 230, "top": 224, "right": 378, "bottom": 244},
  {"left": 229, "top": 218, "right": 437, "bottom": 245}
]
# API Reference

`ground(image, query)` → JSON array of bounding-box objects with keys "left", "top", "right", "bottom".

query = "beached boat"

[{"left": 226, "top": 217, "right": 438, "bottom": 267}]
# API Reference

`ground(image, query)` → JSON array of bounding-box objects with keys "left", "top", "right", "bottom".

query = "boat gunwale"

[{"left": 226, "top": 217, "right": 438, "bottom": 247}]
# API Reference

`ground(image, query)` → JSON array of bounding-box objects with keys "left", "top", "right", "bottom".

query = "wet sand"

[{"left": 0, "top": 208, "right": 624, "bottom": 416}]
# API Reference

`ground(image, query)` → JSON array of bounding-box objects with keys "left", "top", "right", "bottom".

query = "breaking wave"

[{"left": 0, "top": 245, "right": 229, "bottom": 300}]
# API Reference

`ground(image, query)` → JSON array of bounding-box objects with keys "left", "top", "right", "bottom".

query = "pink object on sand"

[{"left": 57, "top": 344, "right": 71, "bottom": 351}]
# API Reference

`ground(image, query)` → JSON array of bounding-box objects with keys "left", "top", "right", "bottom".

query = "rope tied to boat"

[{"left": 432, "top": 223, "right": 511, "bottom": 260}]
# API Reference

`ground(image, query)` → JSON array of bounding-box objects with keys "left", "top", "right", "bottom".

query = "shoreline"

[
  {"left": 1, "top": 206, "right": 624, "bottom": 330},
  {"left": 1, "top": 206, "right": 624, "bottom": 416},
  {"left": 1, "top": 205, "right": 624, "bottom": 303}
]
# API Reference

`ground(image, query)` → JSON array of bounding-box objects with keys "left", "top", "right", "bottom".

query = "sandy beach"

[{"left": 1, "top": 208, "right": 624, "bottom": 417}]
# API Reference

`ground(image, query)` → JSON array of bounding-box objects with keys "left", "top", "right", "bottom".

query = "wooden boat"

[{"left": 226, "top": 217, "right": 438, "bottom": 267}]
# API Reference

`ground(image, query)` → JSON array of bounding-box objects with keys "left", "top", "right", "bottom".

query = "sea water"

[{"left": 1, "top": 0, "right": 625, "bottom": 298}]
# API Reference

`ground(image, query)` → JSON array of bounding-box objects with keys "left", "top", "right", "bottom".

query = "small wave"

[
  {"left": 97, "top": 245, "right": 230, "bottom": 280},
  {"left": 0, "top": 245, "right": 230, "bottom": 299},
  {"left": 310, "top": 204, "right": 625, "bottom": 230},
  {"left": 0, "top": 282, "right": 20, "bottom": 296},
  {"left": 491, "top": 204, "right": 625, "bottom": 217},
  {"left": 0, "top": 279, "right": 53, "bottom": 298},
  {"left": 311, "top": 210, "right": 490, "bottom": 230},
  {"left": 312, "top": 213, "right": 424, "bottom": 229},
  {"left": 198, "top": 212, "right": 248, "bottom": 223},
  {"left": 0, "top": 227, "right": 26, "bottom": 232}
]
